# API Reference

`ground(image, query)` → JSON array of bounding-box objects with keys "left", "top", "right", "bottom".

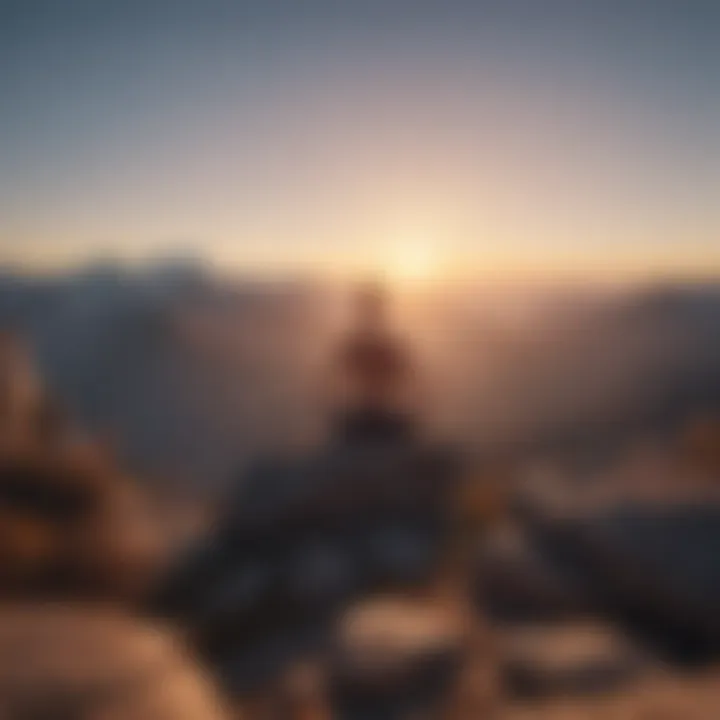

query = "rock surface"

[{"left": 0, "top": 605, "right": 229, "bottom": 720}]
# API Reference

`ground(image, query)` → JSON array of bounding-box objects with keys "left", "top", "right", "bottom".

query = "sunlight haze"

[{"left": 1, "top": 0, "right": 718, "bottom": 280}]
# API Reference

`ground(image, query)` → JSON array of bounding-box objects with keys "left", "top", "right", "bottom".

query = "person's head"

[{"left": 353, "top": 280, "right": 388, "bottom": 330}]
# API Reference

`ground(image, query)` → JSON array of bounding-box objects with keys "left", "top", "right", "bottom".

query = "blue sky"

[{"left": 0, "top": 0, "right": 718, "bottom": 278}]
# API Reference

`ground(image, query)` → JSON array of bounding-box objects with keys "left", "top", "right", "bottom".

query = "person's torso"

[{"left": 340, "top": 332, "right": 410, "bottom": 408}]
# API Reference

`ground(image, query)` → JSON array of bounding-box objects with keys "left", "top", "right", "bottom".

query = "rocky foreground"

[
  {"left": 0, "top": 605, "right": 228, "bottom": 720},
  {"left": 0, "top": 363, "right": 719, "bottom": 719}
]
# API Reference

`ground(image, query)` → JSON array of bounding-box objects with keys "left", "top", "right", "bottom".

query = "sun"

[{"left": 384, "top": 241, "right": 438, "bottom": 284}]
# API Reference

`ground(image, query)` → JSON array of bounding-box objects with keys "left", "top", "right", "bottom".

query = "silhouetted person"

[{"left": 333, "top": 282, "right": 415, "bottom": 445}]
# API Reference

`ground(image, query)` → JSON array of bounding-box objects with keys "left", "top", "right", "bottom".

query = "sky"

[{"left": 0, "top": 0, "right": 719, "bottom": 280}]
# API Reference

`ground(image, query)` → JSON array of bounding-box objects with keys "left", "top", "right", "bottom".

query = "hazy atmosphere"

[
  {"left": 1, "top": 2, "right": 719, "bottom": 720},
  {"left": 1, "top": 0, "right": 719, "bottom": 278}
]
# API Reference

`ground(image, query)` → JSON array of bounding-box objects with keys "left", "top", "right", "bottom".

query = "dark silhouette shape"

[{"left": 333, "top": 282, "right": 415, "bottom": 445}]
